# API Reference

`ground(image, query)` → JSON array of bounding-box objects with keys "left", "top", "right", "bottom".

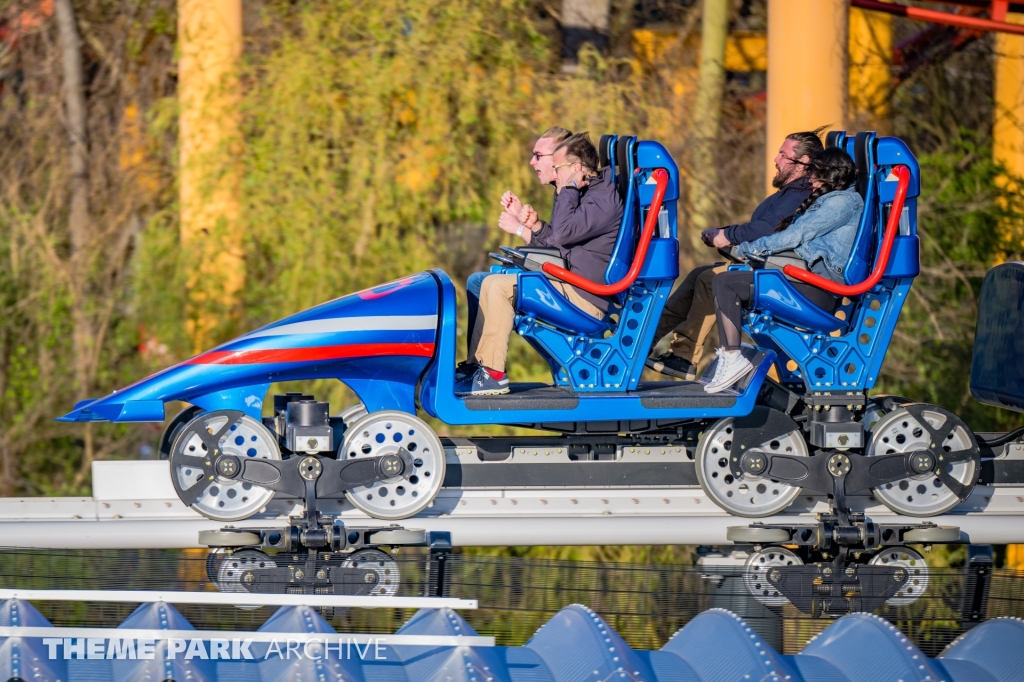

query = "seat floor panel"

[{"left": 460, "top": 381, "right": 736, "bottom": 411}]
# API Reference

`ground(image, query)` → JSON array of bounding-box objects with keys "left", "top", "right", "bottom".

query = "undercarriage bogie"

[
  {"left": 199, "top": 522, "right": 447, "bottom": 609},
  {"left": 164, "top": 398, "right": 446, "bottom": 523}
]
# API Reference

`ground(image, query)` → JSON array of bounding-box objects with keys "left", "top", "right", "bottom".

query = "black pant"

[{"left": 711, "top": 270, "right": 838, "bottom": 350}]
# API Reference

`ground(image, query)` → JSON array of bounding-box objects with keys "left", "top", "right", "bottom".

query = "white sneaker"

[{"left": 704, "top": 348, "right": 754, "bottom": 394}]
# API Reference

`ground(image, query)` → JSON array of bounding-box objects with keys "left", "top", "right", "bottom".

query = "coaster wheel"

[
  {"left": 342, "top": 548, "right": 400, "bottom": 597},
  {"left": 743, "top": 547, "right": 803, "bottom": 607},
  {"left": 169, "top": 410, "right": 282, "bottom": 522},
  {"left": 696, "top": 417, "right": 809, "bottom": 517},
  {"left": 869, "top": 546, "right": 929, "bottom": 606},
  {"left": 340, "top": 410, "right": 445, "bottom": 520},
  {"left": 866, "top": 404, "right": 980, "bottom": 517}
]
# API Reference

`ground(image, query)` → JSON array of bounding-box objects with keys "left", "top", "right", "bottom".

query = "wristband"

[{"left": 516, "top": 223, "right": 525, "bottom": 237}]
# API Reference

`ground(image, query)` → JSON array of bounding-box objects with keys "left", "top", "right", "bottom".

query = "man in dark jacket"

[
  {"left": 646, "top": 131, "right": 822, "bottom": 380},
  {"left": 457, "top": 133, "right": 623, "bottom": 396}
]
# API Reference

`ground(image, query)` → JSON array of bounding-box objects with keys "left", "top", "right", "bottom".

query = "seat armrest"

[
  {"left": 522, "top": 251, "right": 567, "bottom": 273},
  {"left": 519, "top": 246, "right": 562, "bottom": 257}
]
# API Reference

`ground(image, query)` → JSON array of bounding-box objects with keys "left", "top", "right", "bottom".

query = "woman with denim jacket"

[{"left": 704, "top": 147, "right": 863, "bottom": 393}]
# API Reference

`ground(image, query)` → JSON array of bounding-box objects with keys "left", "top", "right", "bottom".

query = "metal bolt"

[
  {"left": 364, "top": 572, "right": 377, "bottom": 583},
  {"left": 316, "top": 569, "right": 326, "bottom": 580},
  {"left": 295, "top": 569, "right": 304, "bottom": 580}
]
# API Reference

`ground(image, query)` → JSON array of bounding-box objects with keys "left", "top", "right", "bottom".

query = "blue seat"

[
  {"left": 744, "top": 131, "right": 922, "bottom": 392},
  {"left": 495, "top": 136, "right": 681, "bottom": 392}
]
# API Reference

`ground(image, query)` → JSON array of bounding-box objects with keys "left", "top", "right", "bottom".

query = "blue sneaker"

[
  {"left": 455, "top": 367, "right": 510, "bottom": 396},
  {"left": 455, "top": 361, "right": 479, "bottom": 381}
]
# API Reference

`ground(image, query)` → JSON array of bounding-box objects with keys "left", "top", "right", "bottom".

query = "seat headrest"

[
  {"left": 825, "top": 130, "right": 845, "bottom": 149},
  {"left": 615, "top": 135, "right": 633, "bottom": 202},
  {"left": 599, "top": 134, "right": 614, "bottom": 169},
  {"left": 854, "top": 131, "right": 873, "bottom": 199}
]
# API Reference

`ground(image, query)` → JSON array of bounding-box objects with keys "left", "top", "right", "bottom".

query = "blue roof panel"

[{"left": 3, "top": 601, "right": 1024, "bottom": 681}]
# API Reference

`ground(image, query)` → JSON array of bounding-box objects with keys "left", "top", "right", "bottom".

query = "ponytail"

[{"left": 776, "top": 187, "right": 825, "bottom": 232}]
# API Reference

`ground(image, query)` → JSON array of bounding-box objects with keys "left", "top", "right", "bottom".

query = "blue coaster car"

[{"left": 59, "top": 132, "right": 984, "bottom": 529}]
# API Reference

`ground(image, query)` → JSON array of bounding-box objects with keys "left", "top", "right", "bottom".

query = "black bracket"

[{"left": 765, "top": 552, "right": 909, "bottom": 616}]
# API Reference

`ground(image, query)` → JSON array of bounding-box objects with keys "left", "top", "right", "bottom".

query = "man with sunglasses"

[
  {"left": 645, "top": 130, "right": 823, "bottom": 380},
  {"left": 460, "top": 127, "right": 573, "bottom": 380},
  {"left": 457, "top": 132, "right": 623, "bottom": 396}
]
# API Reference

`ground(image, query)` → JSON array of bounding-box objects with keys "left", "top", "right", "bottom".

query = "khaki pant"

[
  {"left": 651, "top": 263, "right": 728, "bottom": 365},
  {"left": 468, "top": 274, "right": 603, "bottom": 372}
]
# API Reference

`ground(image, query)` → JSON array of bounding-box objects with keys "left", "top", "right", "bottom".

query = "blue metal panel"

[
  {"left": 779, "top": 654, "right": 850, "bottom": 682},
  {"left": 256, "top": 606, "right": 366, "bottom": 682},
  {"left": 515, "top": 273, "right": 611, "bottom": 336},
  {"left": 876, "top": 136, "right": 922, "bottom": 198},
  {"left": 525, "top": 605, "right": 655, "bottom": 682},
  {"left": 605, "top": 136, "right": 639, "bottom": 286},
  {"left": 59, "top": 273, "right": 440, "bottom": 423},
  {"left": 661, "top": 609, "right": 795, "bottom": 682},
  {"left": 0, "top": 600, "right": 68, "bottom": 682},
  {"left": 112, "top": 602, "right": 215, "bottom": 682},
  {"left": 842, "top": 132, "right": 878, "bottom": 285},
  {"left": 423, "top": 270, "right": 776, "bottom": 424},
  {"left": 494, "top": 647, "right": 556, "bottom": 682},
  {"left": 633, "top": 651, "right": 701, "bottom": 682},
  {"left": 637, "top": 239, "right": 679, "bottom": 281},
  {"left": 636, "top": 140, "right": 680, "bottom": 204},
  {"left": 751, "top": 270, "right": 845, "bottom": 333},
  {"left": 940, "top": 617, "right": 1024, "bottom": 682},
  {"left": 884, "top": 235, "right": 920, "bottom": 278},
  {"left": 800, "top": 613, "right": 940, "bottom": 682}
]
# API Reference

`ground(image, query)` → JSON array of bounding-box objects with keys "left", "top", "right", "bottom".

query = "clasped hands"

[{"left": 498, "top": 191, "right": 540, "bottom": 239}]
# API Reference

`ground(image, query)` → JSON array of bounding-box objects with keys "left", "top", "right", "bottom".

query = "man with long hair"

[{"left": 646, "top": 130, "right": 825, "bottom": 380}]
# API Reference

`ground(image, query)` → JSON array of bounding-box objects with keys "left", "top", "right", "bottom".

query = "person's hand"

[
  {"left": 498, "top": 212, "right": 521, "bottom": 236},
  {"left": 501, "top": 191, "right": 523, "bottom": 217},
  {"left": 519, "top": 205, "right": 539, "bottom": 231},
  {"left": 711, "top": 229, "right": 730, "bottom": 248}
]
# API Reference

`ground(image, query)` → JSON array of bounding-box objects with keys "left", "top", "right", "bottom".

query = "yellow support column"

[
  {"left": 766, "top": 0, "right": 847, "bottom": 196},
  {"left": 849, "top": 4, "right": 892, "bottom": 126},
  {"left": 995, "top": 13, "right": 1024, "bottom": 569},
  {"left": 995, "top": 13, "right": 1024, "bottom": 193},
  {"left": 178, "top": 0, "right": 244, "bottom": 353}
]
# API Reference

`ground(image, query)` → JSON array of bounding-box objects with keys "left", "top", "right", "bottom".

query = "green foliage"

[{"left": 876, "top": 135, "right": 1024, "bottom": 431}]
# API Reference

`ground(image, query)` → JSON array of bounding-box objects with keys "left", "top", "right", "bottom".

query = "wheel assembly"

[
  {"left": 340, "top": 410, "right": 445, "bottom": 520},
  {"left": 338, "top": 402, "right": 368, "bottom": 425},
  {"left": 869, "top": 546, "right": 929, "bottom": 606},
  {"left": 341, "top": 548, "right": 400, "bottom": 597},
  {"left": 743, "top": 547, "right": 804, "bottom": 606},
  {"left": 866, "top": 404, "right": 980, "bottom": 516},
  {"left": 209, "top": 548, "right": 277, "bottom": 609},
  {"left": 169, "top": 410, "right": 282, "bottom": 522},
  {"left": 696, "top": 417, "right": 809, "bottom": 517}
]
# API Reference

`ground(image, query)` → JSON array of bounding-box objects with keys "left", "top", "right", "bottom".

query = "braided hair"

[{"left": 775, "top": 147, "right": 857, "bottom": 232}]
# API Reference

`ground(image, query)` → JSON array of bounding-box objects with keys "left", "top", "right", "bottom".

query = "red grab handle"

[
  {"left": 782, "top": 165, "right": 911, "bottom": 297},
  {"left": 541, "top": 168, "right": 669, "bottom": 296}
]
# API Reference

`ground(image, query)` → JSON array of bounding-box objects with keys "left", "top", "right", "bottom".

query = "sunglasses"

[
  {"left": 532, "top": 152, "right": 553, "bottom": 161},
  {"left": 552, "top": 161, "right": 576, "bottom": 170}
]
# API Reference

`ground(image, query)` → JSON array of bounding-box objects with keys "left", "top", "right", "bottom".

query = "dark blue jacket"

[
  {"left": 722, "top": 177, "right": 812, "bottom": 245},
  {"left": 533, "top": 166, "right": 623, "bottom": 311}
]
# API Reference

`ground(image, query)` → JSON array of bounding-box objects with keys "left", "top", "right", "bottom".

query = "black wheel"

[{"left": 159, "top": 405, "right": 203, "bottom": 460}]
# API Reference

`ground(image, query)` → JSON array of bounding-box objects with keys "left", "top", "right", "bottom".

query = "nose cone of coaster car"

[{"left": 58, "top": 273, "right": 441, "bottom": 422}]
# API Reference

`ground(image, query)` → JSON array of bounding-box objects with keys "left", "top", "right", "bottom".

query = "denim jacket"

[{"left": 735, "top": 185, "right": 864, "bottom": 283}]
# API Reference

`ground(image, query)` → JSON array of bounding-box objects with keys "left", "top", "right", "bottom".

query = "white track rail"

[
  {"left": 0, "top": 461, "right": 1020, "bottom": 547},
  {"left": 0, "top": 588, "right": 475, "bottom": 610}
]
